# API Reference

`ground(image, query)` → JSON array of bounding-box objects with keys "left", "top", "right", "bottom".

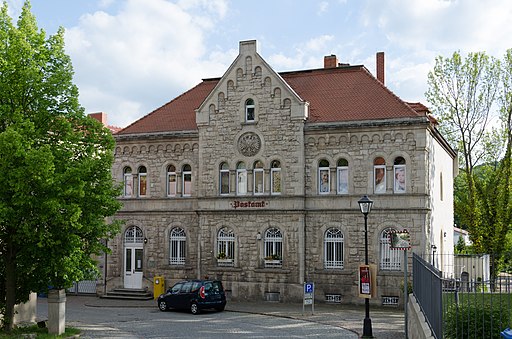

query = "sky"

[{"left": 5, "top": 0, "right": 512, "bottom": 128}]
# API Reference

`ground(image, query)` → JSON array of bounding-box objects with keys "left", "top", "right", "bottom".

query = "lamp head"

[{"left": 358, "top": 195, "right": 373, "bottom": 215}]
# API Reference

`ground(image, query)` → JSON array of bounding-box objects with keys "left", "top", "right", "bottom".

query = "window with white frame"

[
  {"left": 253, "top": 161, "right": 264, "bottom": 195},
  {"left": 169, "top": 227, "right": 186, "bottom": 265},
  {"left": 138, "top": 166, "right": 147, "bottom": 197},
  {"left": 182, "top": 164, "right": 192, "bottom": 197},
  {"left": 167, "top": 165, "right": 177, "bottom": 197},
  {"left": 123, "top": 167, "right": 133, "bottom": 197},
  {"left": 219, "top": 162, "right": 230, "bottom": 195},
  {"left": 380, "top": 228, "right": 401, "bottom": 270},
  {"left": 393, "top": 157, "right": 406, "bottom": 194},
  {"left": 337, "top": 158, "right": 349, "bottom": 194},
  {"left": 124, "top": 225, "right": 144, "bottom": 244},
  {"left": 236, "top": 162, "right": 247, "bottom": 195},
  {"left": 245, "top": 98, "right": 255, "bottom": 122},
  {"left": 217, "top": 228, "right": 235, "bottom": 265},
  {"left": 374, "top": 157, "right": 386, "bottom": 194},
  {"left": 319, "top": 159, "right": 330, "bottom": 194},
  {"left": 264, "top": 228, "right": 282, "bottom": 266},
  {"left": 324, "top": 228, "right": 344, "bottom": 269},
  {"left": 270, "top": 160, "right": 281, "bottom": 195}
]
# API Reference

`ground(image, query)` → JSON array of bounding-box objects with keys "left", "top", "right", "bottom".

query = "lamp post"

[
  {"left": 358, "top": 195, "right": 374, "bottom": 338},
  {"left": 431, "top": 244, "right": 437, "bottom": 267}
]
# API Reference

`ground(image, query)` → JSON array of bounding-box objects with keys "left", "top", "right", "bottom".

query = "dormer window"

[{"left": 245, "top": 98, "right": 255, "bottom": 122}]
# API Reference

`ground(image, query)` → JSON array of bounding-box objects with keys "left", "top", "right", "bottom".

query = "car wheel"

[
  {"left": 158, "top": 300, "right": 167, "bottom": 311},
  {"left": 215, "top": 305, "right": 225, "bottom": 312},
  {"left": 190, "top": 302, "right": 200, "bottom": 315}
]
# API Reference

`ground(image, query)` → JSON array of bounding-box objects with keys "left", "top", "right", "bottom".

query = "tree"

[
  {"left": 0, "top": 1, "right": 121, "bottom": 331},
  {"left": 426, "top": 50, "right": 512, "bottom": 281}
]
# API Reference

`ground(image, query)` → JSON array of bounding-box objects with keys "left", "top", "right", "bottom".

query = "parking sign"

[{"left": 303, "top": 282, "right": 315, "bottom": 314}]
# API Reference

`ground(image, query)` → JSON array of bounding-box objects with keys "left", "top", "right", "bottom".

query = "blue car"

[{"left": 157, "top": 280, "right": 227, "bottom": 315}]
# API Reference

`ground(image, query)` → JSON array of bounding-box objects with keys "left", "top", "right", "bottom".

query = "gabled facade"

[{"left": 108, "top": 40, "right": 456, "bottom": 305}]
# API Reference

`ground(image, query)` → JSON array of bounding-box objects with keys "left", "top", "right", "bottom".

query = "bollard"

[{"left": 47, "top": 289, "right": 66, "bottom": 335}]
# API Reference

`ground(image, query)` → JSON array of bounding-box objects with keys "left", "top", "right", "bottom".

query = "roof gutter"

[{"left": 114, "top": 130, "right": 198, "bottom": 141}]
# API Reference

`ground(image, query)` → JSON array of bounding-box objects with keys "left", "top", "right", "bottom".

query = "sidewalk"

[{"left": 82, "top": 297, "right": 406, "bottom": 339}]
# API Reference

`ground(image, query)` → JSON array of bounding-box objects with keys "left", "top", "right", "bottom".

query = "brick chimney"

[
  {"left": 89, "top": 112, "right": 107, "bottom": 125},
  {"left": 324, "top": 55, "right": 338, "bottom": 69},
  {"left": 376, "top": 52, "right": 385, "bottom": 84}
]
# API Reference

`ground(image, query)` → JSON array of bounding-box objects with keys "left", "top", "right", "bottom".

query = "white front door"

[
  {"left": 124, "top": 246, "right": 143, "bottom": 289},
  {"left": 123, "top": 226, "right": 144, "bottom": 289}
]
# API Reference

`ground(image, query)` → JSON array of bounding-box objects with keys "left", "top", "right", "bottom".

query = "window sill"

[
  {"left": 168, "top": 265, "right": 194, "bottom": 271},
  {"left": 314, "top": 268, "right": 350, "bottom": 275},
  {"left": 210, "top": 267, "right": 243, "bottom": 272},
  {"left": 254, "top": 268, "right": 291, "bottom": 274},
  {"left": 378, "top": 269, "right": 403, "bottom": 275}
]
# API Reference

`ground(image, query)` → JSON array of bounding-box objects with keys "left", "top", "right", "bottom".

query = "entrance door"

[{"left": 124, "top": 226, "right": 144, "bottom": 289}]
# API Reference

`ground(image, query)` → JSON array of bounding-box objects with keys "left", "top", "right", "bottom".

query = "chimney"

[
  {"left": 324, "top": 54, "right": 338, "bottom": 69},
  {"left": 376, "top": 52, "right": 385, "bottom": 84},
  {"left": 89, "top": 112, "right": 107, "bottom": 125}
]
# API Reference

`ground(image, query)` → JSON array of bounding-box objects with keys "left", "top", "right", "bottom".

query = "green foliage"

[
  {"left": 427, "top": 48, "right": 512, "bottom": 281},
  {"left": 0, "top": 325, "right": 81, "bottom": 338},
  {"left": 443, "top": 294, "right": 512, "bottom": 339},
  {"left": 0, "top": 1, "right": 122, "bottom": 331}
]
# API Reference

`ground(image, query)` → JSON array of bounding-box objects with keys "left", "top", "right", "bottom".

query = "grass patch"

[
  {"left": 0, "top": 325, "right": 80, "bottom": 338},
  {"left": 443, "top": 292, "right": 512, "bottom": 339}
]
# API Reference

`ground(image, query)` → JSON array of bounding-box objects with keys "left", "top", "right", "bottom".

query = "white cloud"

[
  {"left": 268, "top": 35, "right": 335, "bottom": 71},
  {"left": 317, "top": 1, "right": 329, "bottom": 15},
  {"left": 64, "top": 0, "right": 229, "bottom": 127}
]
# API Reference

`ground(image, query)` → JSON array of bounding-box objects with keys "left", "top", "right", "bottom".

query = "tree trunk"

[{"left": 3, "top": 239, "right": 17, "bottom": 332}]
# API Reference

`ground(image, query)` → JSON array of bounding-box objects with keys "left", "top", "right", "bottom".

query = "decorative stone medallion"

[{"left": 238, "top": 132, "right": 261, "bottom": 157}]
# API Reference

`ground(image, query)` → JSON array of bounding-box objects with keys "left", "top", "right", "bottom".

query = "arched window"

[
  {"left": 324, "top": 228, "right": 344, "bottom": 269},
  {"left": 123, "top": 167, "right": 133, "bottom": 197},
  {"left": 217, "top": 228, "right": 235, "bottom": 267},
  {"left": 167, "top": 165, "right": 177, "bottom": 197},
  {"left": 169, "top": 227, "right": 186, "bottom": 265},
  {"left": 374, "top": 157, "right": 386, "bottom": 194},
  {"left": 236, "top": 162, "right": 247, "bottom": 195},
  {"left": 124, "top": 226, "right": 144, "bottom": 244},
  {"left": 319, "top": 159, "right": 330, "bottom": 194},
  {"left": 380, "top": 228, "right": 401, "bottom": 270},
  {"left": 182, "top": 164, "right": 192, "bottom": 197},
  {"left": 219, "top": 162, "right": 230, "bottom": 195},
  {"left": 253, "top": 161, "right": 264, "bottom": 195},
  {"left": 264, "top": 228, "right": 283, "bottom": 268},
  {"left": 393, "top": 157, "right": 406, "bottom": 193},
  {"left": 245, "top": 98, "right": 255, "bottom": 122},
  {"left": 270, "top": 160, "right": 281, "bottom": 195},
  {"left": 138, "top": 166, "right": 147, "bottom": 197},
  {"left": 337, "top": 158, "right": 349, "bottom": 194}
]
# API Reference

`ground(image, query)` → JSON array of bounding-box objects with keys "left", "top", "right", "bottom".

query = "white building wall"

[{"left": 429, "top": 130, "right": 455, "bottom": 277}]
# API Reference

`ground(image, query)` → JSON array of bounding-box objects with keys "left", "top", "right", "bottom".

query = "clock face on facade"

[{"left": 238, "top": 132, "right": 261, "bottom": 157}]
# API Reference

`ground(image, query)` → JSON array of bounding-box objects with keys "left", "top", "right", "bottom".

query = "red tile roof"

[{"left": 118, "top": 65, "right": 425, "bottom": 135}]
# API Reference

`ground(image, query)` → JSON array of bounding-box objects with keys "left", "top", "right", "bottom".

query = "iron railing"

[{"left": 413, "top": 253, "right": 512, "bottom": 339}]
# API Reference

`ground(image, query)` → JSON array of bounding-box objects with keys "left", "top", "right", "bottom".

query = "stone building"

[{"left": 107, "top": 40, "right": 456, "bottom": 306}]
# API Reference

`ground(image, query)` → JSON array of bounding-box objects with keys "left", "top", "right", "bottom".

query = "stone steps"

[{"left": 100, "top": 288, "right": 153, "bottom": 300}]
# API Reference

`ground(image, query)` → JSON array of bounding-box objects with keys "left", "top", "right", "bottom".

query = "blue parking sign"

[{"left": 304, "top": 282, "right": 314, "bottom": 294}]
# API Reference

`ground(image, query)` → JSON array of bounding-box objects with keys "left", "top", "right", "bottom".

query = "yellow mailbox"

[{"left": 153, "top": 276, "right": 165, "bottom": 299}]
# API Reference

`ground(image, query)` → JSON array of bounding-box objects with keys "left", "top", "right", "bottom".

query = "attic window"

[{"left": 245, "top": 98, "right": 255, "bottom": 122}]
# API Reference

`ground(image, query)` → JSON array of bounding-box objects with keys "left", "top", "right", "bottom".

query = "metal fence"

[
  {"left": 413, "top": 252, "right": 443, "bottom": 338},
  {"left": 67, "top": 280, "right": 98, "bottom": 295},
  {"left": 413, "top": 253, "right": 512, "bottom": 339}
]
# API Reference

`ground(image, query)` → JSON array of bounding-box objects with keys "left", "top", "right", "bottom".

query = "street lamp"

[
  {"left": 431, "top": 244, "right": 437, "bottom": 267},
  {"left": 358, "top": 195, "right": 374, "bottom": 338}
]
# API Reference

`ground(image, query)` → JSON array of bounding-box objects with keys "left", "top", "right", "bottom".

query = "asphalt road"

[{"left": 37, "top": 296, "right": 359, "bottom": 338}]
